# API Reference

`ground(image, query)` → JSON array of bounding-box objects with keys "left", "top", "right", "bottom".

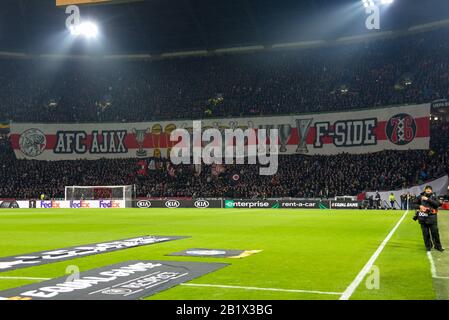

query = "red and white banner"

[{"left": 9, "top": 104, "right": 430, "bottom": 160}]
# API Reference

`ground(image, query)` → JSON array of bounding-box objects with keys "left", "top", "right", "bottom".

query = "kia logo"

[
  {"left": 194, "top": 200, "right": 210, "bottom": 208},
  {"left": 137, "top": 200, "right": 152, "bottom": 208},
  {"left": 165, "top": 200, "right": 180, "bottom": 208}
]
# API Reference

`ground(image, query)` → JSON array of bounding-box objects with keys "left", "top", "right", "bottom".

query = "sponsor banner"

[
  {"left": 168, "top": 249, "right": 262, "bottom": 259},
  {"left": 0, "top": 236, "right": 188, "bottom": 272},
  {"left": 224, "top": 199, "right": 332, "bottom": 209},
  {"left": 134, "top": 199, "right": 222, "bottom": 209},
  {"left": 0, "top": 260, "right": 228, "bottom": 300},
  {"left": 275, "top": 200, "right": 330, "bottom": 209},
  {"left": 329, "top": 201, "right": 361, "bottom": 209},
  {"left": 431, "top": 99, "right": 449, "bottom": 109},
  {"left": 0, "top": 201, "right": 30, "bottom": 209},
  {"left": 224, "top": 200, "right": 275, "bottom": 209},
  {"left": 10, "top": 104, "right": 430, "bottom": 160},
  {"left": 223, "top": 199, "right": 360, "bottom": 209},
  {"left": 32, "top": 200, "right": 126, "bottom": 209}
]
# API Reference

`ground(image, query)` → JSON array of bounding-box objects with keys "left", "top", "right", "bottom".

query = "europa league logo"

[
  {"left": 296, "top": 118, "right": 313, "bottom": 153},
  {"left": 133, "top": 128, "right": 150, "bottom": 157},
  {"left": 274, "top": 124, "right": 292, "bottom": 153},
  {"left": 258, "top": 124, "right": 274, "bottom": 154}
]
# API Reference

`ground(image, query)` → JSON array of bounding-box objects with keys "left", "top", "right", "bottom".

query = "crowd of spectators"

[
  {"left": 1, "top": 28, "right": 449, "bottom": 123},
  {"left": 0, "top": 121, "right": 447, "bottom": 200},
  {"left": 1, "top": 27, "right": 448, "bottom": 200}
]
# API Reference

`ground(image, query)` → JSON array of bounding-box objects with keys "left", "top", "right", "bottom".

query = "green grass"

[
  {"left": 0, "top": 208, "right": 444, "bottom": 300},
  {"left": 431, "top": 212, "right": 449, "bottom": 300}
]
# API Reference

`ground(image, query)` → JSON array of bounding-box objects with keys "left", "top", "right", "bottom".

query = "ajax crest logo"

[
  {"left": 19, "top": 129, "right": 47, "bottom": 157},
  {"left": 386, "top": 113, "right": 417, "bottom": 146}
]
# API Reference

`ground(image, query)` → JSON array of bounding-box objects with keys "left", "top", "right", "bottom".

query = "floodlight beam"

[{"left": 69, "top": 21, "right": 99, "bottom": 39}]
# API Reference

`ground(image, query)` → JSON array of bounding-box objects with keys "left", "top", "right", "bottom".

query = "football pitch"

[{"left": 0, "top": 208, "right": 448, "bottom": 300}]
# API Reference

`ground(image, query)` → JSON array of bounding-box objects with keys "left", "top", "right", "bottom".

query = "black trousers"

[{"left": 419, "top": 214, "right": 442, "bottom": 251}]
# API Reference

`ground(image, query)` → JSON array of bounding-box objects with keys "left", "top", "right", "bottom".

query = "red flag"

[{"left": 137, "top": 160, "right": 148, "bottom": 176}]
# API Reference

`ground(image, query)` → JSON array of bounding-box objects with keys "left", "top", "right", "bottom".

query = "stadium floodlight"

[
  {"left": 69, "top": 21, "right": 99, "bottom": 38},
  {"left": 361, "top": 0, "right": 376, "bottom": 8},
  {"left": 380, "top": 0, "right": 394, "bottom": 5},
  {"left": 361, "top": 0, "right": 394, "bottom": 7}
]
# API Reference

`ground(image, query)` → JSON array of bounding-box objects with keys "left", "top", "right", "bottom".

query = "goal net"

[{"left": 64, "top": 185, "right": 134, "bottom": 207}]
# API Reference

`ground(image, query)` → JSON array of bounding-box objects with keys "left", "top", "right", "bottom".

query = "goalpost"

[{"left": 64, "top": 185, "right": 135, "bottom": 207}]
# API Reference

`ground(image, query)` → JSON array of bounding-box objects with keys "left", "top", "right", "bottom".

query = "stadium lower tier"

[{"left": 0, "top": 148, "right": 447, "bottom": 200}]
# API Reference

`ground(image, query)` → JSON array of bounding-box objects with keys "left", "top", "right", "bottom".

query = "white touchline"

[
  {"left": 339, "top": 210, "right": 409, "bottom": 300},
  {"left": 181, "top": 283, "right": 342, "bottom": 295},
  {"left": 427, "top": 251, "right": 437, "bottom": 278},
  {"left": 0, "top": 276, "right": 51, "bottom": 281},
  {"left": 427, "top": 252, "right": 449, "bottom": 279}
]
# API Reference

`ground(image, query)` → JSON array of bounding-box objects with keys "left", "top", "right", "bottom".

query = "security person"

[
  {"left": 389, "top": 193, "right": 396, "bottom": 209},
  {"left": 375, "top": 192, "right": 381, "bottom": 209},
  {"left": 400, "top": 193, "right": 406, "bottom": 209},
  {"left": 413, "top": 186, "right": 444, "bottom": 252},
  {"left": 406, "top": 192, "right": 412, "bottom": 210}
]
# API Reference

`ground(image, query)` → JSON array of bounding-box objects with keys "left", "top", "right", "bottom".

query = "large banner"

[
  {"left": 366, "top": 175, "right": 449, "bottom": 204},
  {"left": 9, "top": 104, "right": 430, "bottom": 160}
]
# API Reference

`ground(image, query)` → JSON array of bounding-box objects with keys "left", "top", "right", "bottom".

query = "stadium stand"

[
  {"left": 1, "top": 27, "right": 449, "bottom": 123},
  {"left": 0, "top": 27, "right": 448, "bottom": 200},
  {"left": 0, "top": 121, "right": 447, "bottom": 199}
]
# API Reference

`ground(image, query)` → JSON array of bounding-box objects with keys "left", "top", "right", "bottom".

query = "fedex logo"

[
  {"left": 38, "top": 201, "right": 61, "bottom": 209},
  {"left": 99, "top": 200, "right": 121, "bottom": 208},
  {"left": 70, "top": 201, "right": 90, "bottom": 208}
]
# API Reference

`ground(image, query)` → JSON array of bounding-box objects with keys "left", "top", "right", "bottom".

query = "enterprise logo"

[{"left": 225, "top": 200, "right": 269, "bottom": 209}]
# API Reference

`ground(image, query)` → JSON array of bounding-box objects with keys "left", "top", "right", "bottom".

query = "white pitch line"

[
  {"left": 427, "top": 251, "right": 438, "bottom": 278},
  {"left": 181, "top": 283, "right": 342, "bottom": 295},
  {"left": 0, "top": 276, "right": 50, "bottom": 281},
  {"left": 339, "top": 210, "right": 409, "bottom": 300},
  {"left": 427, "top": 252, "right": 449, "bottom": 279}
]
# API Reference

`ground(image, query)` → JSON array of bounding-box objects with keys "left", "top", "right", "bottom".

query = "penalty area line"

[
  {"left": 339, "top": 210, "right": 409, "bottom": 300},
  {"left": 181, "top": 283, "right": 342, "bottom": 295}
]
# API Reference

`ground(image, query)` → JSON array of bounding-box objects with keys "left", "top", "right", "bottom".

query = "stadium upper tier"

[{"left": 1, "top": 27, "right": 448, "bottom": 123}]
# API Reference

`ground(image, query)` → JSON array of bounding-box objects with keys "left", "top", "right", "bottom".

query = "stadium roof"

[{"left": 1, "top": 0, "right": 449, "bottom": 55}]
